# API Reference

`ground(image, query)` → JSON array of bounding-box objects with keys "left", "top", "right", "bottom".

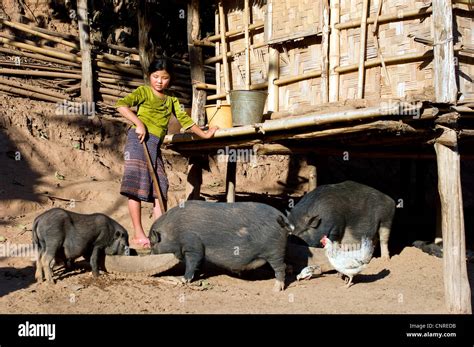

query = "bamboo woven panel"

[
  {"left": 266, "top": 0, "right": 322, "bottom": 44},
  {"left": 278, "top": 77, "right": 323, "bottom": 111},
  {"left": 278, "top": 37, "right": 324, "bottom": 109},
  {"left": 455, "top": 12, "right": 474, "bottom": 101},
  {"left": 265, "top": 0, "right": 322, "bottom": 43},
  {"left": 339, "top": 0, "right": 435, "bottom": 101},
  {"left": 222, "top": 4, "right": 267, "bottom": 89}
]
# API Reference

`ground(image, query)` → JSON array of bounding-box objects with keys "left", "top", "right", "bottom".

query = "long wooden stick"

[
  {"left": 244, "top": 0, "right": 251, "bottom": 90},
  {"left": 0, "top": 68, "right": 81, "bottom": 79},
  {"left": 142, "top": 142, "right": 166, "bottom": 214},
  {"left": 335, "top": 50, "right": 434, "bottom": 73},
  {"left": 329, "top": 0, "right": 340, "bottom": 102},
  {"left": 204, "top": 42, "right": 266, "bottom": 65},
  {"left": 0, "top": 19, "right": 78, "bottom": 48},
  {"left": 215, "top": 10, "right": 222, "bottom": 108},
  {"left": 0, "top": 61, "right": 80, "bottom": 73},
  {"left": 357, "top": 0, "right": 369, "bottom": 99},
  {"left": 320, "top": 0, "right": 330, "bottom": 103},
  {"left": 0, "top": 84, "right": 63, "bottom": 102},
  {"left": 0, "top": 47, "right": 81, "bottom": 67},
  {"left": 0, "top": 36, "right": 80, "bottom": 62},
  {"left": 335, "top": 5, "right": 432, "bottom": 30},
  {"left": 0, "top": 77, "right": 69, "bottom": 99},
  {"left": 371, "top": 0, "right": 391, "bottom": 87},
  {"left": 203, "top": 22, "right": 264, "bottom": 43},
  {"left": 77, "top": 0, "right": 94, "bottom": 104},
  {"left": 218, "top": 1, "right": 231, "bottom": 103}
]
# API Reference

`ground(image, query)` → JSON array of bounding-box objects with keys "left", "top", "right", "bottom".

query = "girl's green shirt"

[{"left": 115, "top": 85, "right": 195, "bottom": 142}]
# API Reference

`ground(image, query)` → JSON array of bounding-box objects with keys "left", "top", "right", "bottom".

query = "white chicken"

[
  {"left": 296, "top": 265, "right": 322, "bottom": 281},
  {"left": 321, "top": 235, "right": 374, "bottom": 288}
]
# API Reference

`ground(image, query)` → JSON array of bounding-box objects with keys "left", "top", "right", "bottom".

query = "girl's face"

[{"left": 150, "top": 70, "right": 171, "bottom": 93}]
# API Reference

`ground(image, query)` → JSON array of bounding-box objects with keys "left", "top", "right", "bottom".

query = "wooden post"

[
  {"left": 188, "top": 0, "right": 206, "bottom": 126},
  {"left": 307, "top": 156, "right": 317, "bottom": 191},
  {"left": 267, "top": 47, "right": 279, "bottom": 112},
  {"left": 218, "top": 1, "right": 231, "bottom": 103},
  {"left": 357, "top": 0, "right": 369, "bottom": 99},
  {"left": 432, "top": 0, "right": 457, "bottom": 103},
  {"left": 434, "top": 126, "right": 471, "bottom": 314},
  {"left": 185, "top": 156, "right": 202, "bottom": 200},
  {"left": 226, "top": 159, "right": 236, "bottom": 203},
  {"left": 138, "top": 1, "right": 154, "bottom": 82},
  {"left": 215, "top": 10, "right": 222, "bottom": 107},
  {"left": 244, "top": 0, "right": 251, "bottom": 90},
  {"left": 77, "top": 0, "right": 94, "bottom": 105},
  {"left": 329, "top": 0, "right": 340, "bottom": 102},
  {"left": 320, "top": 0, "right": 330, "bottom": 104}
]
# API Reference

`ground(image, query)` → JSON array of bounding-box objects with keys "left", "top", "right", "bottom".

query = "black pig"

[
  {"left": 33, "top": 208, "right": 129, "bottom": 282},
  {"left": 288, "top": 181, "right": 395, "bottom": 259},
  {"left": 149, "top": 201, "right": 294, "bottom": 292}
]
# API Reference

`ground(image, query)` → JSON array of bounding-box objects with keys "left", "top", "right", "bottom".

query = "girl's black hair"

[{"left": 147, "top": 57, "right": 174, "bottom": 78}]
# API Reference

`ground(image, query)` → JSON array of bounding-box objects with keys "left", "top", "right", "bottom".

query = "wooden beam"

[
  {"left": 0, "top": 47, "right": 80, "bottom": 67},
  {"left": 0, "top": 19, "right": 78, "bottom": 48},
  {"left": 244, "top": 0, "right": 251, "bottom": 90},
  {"left": 77, "top": 0, "right": 94, "bottom": 105},
  {"left": 274, "top": 70, "right": 321, "bottom": 86},
  {"left": 218, "top": 1, "right": 231, "bottom": 103},
  {"left": 434, "top": 126, "right": 471, "bottom": 313},
  {"left": 329, "top": 0, "right": 340, "bottom": 102},
  {"left": 307, "top": 156, "right": 317, "bottom": 191},
  {"left": 203, "top": 42, "right": 267, "bottom": 65},
  {"left": 432, "top": 0, "right": 457, "bottom": 103},
  {"left": 320, "top": 0, "right": 330, "bottom": 103},
  {"left": 204, "top": 22, "right": 264, "bottom": 43},
  {"left": 185, "top": 157, "right": 203, "bottom": 200},
  {"left": 0, "top": 68, "right": 81, "bottom": 79},
  {"left": 164, "top": 102, "right": 420, "bottom": 145},
  {"left": 0, "top": 77, "right": 69, "bottom": 99},
  {"left": 188, "top": 0, "right": 207, "bottom": 126},
  {"left": 0, "top": 83, "right": 63, "bottom": 103},
  {"left": 226, "top": 160, "right": 236, "bottom": 203},
  {"left": 137, "top": 1, "right": 154, "bottom": 81},
  {"left": 215, "top": 10, "right": 222, "bottom": 108},
  {"left": 335, "top": 5, "right": 432, "bottom": 30},
  {"left": 267, "top": 47, "right": 279, "bottom": 112},
  {"left": 357, "top": 0, "right": 369, "bottom": 99}
]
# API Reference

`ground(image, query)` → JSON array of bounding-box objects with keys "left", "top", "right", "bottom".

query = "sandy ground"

[{"left": 1, "top": 95, "right": 473, "bottom": 315}]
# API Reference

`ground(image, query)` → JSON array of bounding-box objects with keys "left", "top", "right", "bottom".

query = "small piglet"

[
  {"left": 33, "top": 208, "right": 129, "bottom": 282},
  {"left": 150, "top": 201, "right": 294, "bottom": 292}
]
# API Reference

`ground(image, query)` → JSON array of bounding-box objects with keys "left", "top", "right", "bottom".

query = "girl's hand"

[
  {"left": 202, "top": 126, "right": 218, "bottom": 139},
  {"left": 189, "top": 124, "right": 218, "bottom": 139},
  {"left": 135, "top": 122, "right": 147, "bottom": 143}
]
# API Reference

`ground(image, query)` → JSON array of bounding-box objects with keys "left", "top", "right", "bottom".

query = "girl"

[{"left": 116, "top": 57, "right": 217, "bottom": 248}]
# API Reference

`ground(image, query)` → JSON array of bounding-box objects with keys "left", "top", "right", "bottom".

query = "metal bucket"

[{"left": 230, "top": 90, "right": 268, "bottom": 126}]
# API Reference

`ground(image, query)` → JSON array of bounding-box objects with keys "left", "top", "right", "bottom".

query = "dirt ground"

[{"left": 1, "top": 95, "right": 473, "bottom": 315}]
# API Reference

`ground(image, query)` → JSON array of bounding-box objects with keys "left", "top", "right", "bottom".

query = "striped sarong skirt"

[{"left": 120, "top": 129, "right": 169, "bottom": 202}]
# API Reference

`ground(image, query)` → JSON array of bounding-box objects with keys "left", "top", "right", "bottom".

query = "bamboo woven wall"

[
  {"left": 278, "top": 39, "right": 324, "bottom": 110},
  {"left": 266, "top": 0, "right": 322, "bottom": 44},
  {"left": 214, "top": 0, "right": 473, "bottom": 113},
  {"left": 455, "top": 7, "right": 474, "bottom": 101},
  {"left": 224, "top": 4, "right": 267, "bottom": 89},
  {"left": 339, "top": 0, "right": 434, "bottom": 101}
]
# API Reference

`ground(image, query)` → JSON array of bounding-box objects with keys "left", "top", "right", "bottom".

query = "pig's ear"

[
  {"left": 306, "top": 215, "right": 321, "bottom": 229},
  {"left": 277, "top": 215, "right": 293, "bottom": 231},
  {"left": 150, "top": 231, "right": 161, "bottom": 243}
]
